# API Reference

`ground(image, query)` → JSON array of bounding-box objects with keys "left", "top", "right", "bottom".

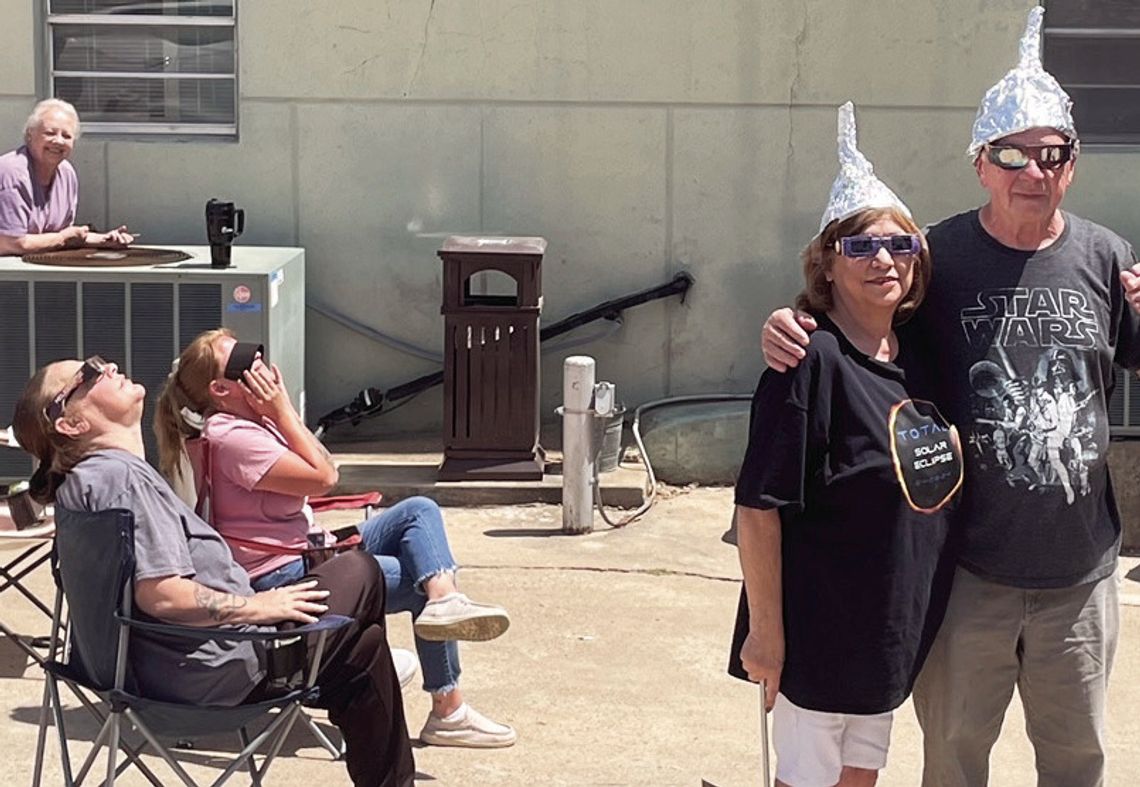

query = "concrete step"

[{"left": 328, "top": 432, "right": 646, "bottom": 508}]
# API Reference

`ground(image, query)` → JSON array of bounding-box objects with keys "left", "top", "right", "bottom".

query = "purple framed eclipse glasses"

[
  {"left": 44, "top": 355, "right": 111, "bottom": 421},
  {"left": 835, "top": 233, "right": 921, "bottom": 259}
]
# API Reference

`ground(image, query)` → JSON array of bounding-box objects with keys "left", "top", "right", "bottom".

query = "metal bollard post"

[{"left": 562, "top": 356, "right": 596, "bottom": 533}]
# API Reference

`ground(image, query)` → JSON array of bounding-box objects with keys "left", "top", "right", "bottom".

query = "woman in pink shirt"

[{"left": 155, "top": 329, "right": 515, "bottom": 749}]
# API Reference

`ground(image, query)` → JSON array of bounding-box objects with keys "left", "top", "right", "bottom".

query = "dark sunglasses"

[
  {"left": 45, "top": 355, "right": 110, "bottom": 421},
  {"left": 984, "top": 142, "right": 1076, "bottom": 171},
  {"left": 223, "top": 342, "right": 264, "bottom": 381},
  {"left": 835, "top": 234, "right": 921, "bottom": 259}
]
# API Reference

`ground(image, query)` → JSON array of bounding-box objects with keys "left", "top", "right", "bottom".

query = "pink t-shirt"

[{"left": 190, "top": 412, "right": 309, "bottom": 579}]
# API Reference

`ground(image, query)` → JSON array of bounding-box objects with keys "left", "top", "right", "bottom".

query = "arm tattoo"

[{"left": 193, "top": 584, "right": 249, "bottom": 623}]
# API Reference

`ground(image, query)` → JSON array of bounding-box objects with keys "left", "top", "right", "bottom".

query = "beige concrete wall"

[
  {"left": 0, "top": 2, "right": 35, "bottom": 97},
  {"left": 0, "top": 1, "right": 38, "bottom": 206},
  {"left": 5, "top": 0, "right": 1139, "bottom": 435}
]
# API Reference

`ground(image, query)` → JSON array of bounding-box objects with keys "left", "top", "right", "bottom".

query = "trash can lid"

[{"left": 440, "top": 236, "right": 547, "bottom": 255}]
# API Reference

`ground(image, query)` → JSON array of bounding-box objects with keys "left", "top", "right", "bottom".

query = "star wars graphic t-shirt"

[
  {"left": 904, "top": 209, "right": 1140, "bottom": 589},
  {"left": 729, "top": 315, "right": 961, "bottom": 715}
]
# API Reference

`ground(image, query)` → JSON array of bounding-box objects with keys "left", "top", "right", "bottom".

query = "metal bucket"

[{"left": 593, "top": 406, "right": 626, "bottom": 473}]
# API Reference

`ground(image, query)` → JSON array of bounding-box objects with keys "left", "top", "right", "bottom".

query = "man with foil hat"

[{"left": 759, "top": 7, "right": 1140, "bottom": 785}]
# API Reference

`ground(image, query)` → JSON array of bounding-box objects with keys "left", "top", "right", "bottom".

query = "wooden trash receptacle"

[{"left": 438, "top": 236, "right": 547, "bottom": 481}]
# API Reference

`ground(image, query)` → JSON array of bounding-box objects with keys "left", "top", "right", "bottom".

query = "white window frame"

[
  {"left": 1043, "top": 6, "right": 1140, "bottom": 146},
  {"left": 44, "top": 1, "right": 238, "bottom": 137}
]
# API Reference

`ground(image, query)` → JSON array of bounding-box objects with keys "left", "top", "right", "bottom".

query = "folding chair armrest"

[
  {"left": 117, "top": 613, "right": 353, "bottom": 643},
  {"left": 290, "top": 614, "right": 354, "bottom": 636}
]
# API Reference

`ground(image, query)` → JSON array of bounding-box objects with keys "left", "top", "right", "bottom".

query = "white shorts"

[{"left": 772, "top": 693, "right": 893, "bottom": 787}]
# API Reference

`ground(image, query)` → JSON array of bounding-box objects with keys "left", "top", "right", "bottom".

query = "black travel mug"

[{"left": 205, "top": 198, "right": 245, "bottom": 268}]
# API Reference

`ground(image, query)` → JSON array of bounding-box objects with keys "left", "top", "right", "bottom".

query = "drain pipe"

[{"left": 561, "top": 356, "right": 596, "bottom": 533}]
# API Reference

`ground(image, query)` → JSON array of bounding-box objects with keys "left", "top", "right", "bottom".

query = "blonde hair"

[
  {"left": 794, "top": 206, "right": 931, "bottom": 326},
  {"left": 154, "top": 328, "right": 232, "bottom": 481},
  {"left": 12, "top": 363, "right": 94, "bottom": 504}
]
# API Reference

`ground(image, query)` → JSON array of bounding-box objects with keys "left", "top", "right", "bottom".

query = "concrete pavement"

[{"left": 3, "top": 486, "right": 1139, "bottom": 785}]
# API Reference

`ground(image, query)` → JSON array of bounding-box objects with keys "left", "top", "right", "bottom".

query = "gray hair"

[{"left": 23, "top": 99, "right": 81, "bottom": 143}]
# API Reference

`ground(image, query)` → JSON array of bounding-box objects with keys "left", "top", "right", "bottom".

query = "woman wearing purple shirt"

[{"left": 0, "top": 99, "right": 133, "bottom": 255}]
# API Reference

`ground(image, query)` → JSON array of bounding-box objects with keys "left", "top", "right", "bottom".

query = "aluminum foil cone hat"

[
  {"left": 819, "top": 102, "right": 912, "bottom": 234},
  {"left": 967, "top": 6, "right": 1076, "bottom": 157}
]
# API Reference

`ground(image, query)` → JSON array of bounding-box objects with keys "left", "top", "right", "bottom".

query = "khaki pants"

[{"left": 913, "top": 567, "right": 1118, "bottom": 787}]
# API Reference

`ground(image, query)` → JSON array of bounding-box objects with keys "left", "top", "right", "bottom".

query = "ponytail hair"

[
  {"left": 12, "top": 364, "right": 91, "bottom": 505},
  {"left": 154, "top": 328, "right": 232, "bottom": 481}
]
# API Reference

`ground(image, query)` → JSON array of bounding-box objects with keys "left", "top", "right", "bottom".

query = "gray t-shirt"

[
  {"left": 901, "top": 209, "right": 1140, "bottom": 588},
  {"left": 0, "top": 145, "right": 78, "bottom": 235},
  {"left": 56, "top": 449, "right": 266, "bottom": 706}
]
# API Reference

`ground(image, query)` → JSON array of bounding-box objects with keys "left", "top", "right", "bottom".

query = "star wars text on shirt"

[{"left": 960, "top": 286, "right": 1100, "bottom": 507}]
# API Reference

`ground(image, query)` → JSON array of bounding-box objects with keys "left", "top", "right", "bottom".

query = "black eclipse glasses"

[
  {"left": 984, "top": 142, "right": 1076, "bottom": 171},
  {"left": 223, "top": 342, "right": 264, "bottom": 380},
  {"left": 45, "top": 355, "right": 110, "bottom": 421},
  {"left": 835, "top": 233, "right": 921, "bottom": 259}
]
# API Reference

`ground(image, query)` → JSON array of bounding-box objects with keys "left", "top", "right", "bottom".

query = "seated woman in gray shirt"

[{"left": 13, "top": 356, "right": 415, "bottom": 787}]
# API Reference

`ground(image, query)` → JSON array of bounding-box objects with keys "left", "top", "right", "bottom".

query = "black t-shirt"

[
  {"left": 904, "top": 209, "right": 1140, "bottom": 588},
  {"left": 729, "top": 315, "right": 961, "bottom": 715}
]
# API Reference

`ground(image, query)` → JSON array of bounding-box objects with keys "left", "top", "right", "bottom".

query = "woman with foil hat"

[
  {"left": 11, "top": 356, "right": 416, "bottom": 787},
  {"left": 155, "top": 329, "right": 517, "bottom": 749},
  {"left": 759, "top": 7, "right": 1140, "bottom": 785},
  {"left": 728, "top": 102, "right": 963, "bottom": 787}
]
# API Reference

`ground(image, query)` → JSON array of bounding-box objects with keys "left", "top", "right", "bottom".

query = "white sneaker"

[
  {"left": 392, "top": 648, "right": 418, "bottom": 689},
  {"left": 419, "top": 703, "right": 517, "bottom": 748},
  {"left": 413, "top": 593, "right": 510, "bottom": 642}
]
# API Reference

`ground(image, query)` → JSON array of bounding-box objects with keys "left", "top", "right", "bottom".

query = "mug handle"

[{"left": 233, "top": 208, "right": 245, "bottom": 237}]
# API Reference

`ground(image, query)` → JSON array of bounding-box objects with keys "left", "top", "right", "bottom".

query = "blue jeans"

[{"left": 252, "top": 496, "right": 461, "bottom": 694}]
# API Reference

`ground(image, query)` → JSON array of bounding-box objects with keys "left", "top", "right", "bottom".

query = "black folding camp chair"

[{"left": 42, "top": 506, "right": 351, "bottom": 786}]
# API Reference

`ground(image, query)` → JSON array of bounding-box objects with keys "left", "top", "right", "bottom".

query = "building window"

[
  {"left": 45, "top": 1, "right": 237, "bottom": 136},
  {"left": 1043, "top": 1, "right": 1140, "bottom": 145}
]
